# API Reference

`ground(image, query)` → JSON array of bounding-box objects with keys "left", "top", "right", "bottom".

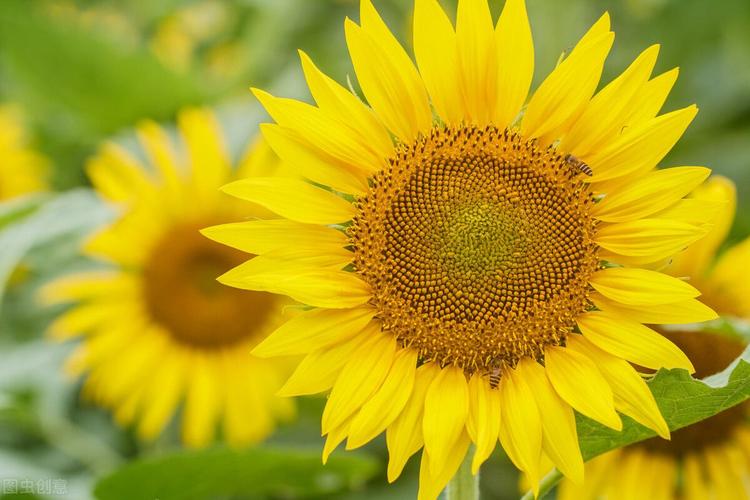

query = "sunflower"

[
  {"left": 557, "top": 176, "right": 750, "bottom": 500},
  {"left": 43, "top": 108, "right": 295, "bottom": 447},
  {"left": 0, "top": 105, "right": 48, "bottom": 201},
  {"left": 206, "top": 0, "right": 718, "bottom": 496}
]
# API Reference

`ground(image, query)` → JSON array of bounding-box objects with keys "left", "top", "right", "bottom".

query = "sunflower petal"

[
  {"left": 386, "top": 363, "right": 438, "bottom": 482},
  {"left": 423, "top": 365, "right": 469, "bottom": 473},
  {"left": 593, "top": 166, "right": 711, "bottom": 222},
  {"left": 521, "top": 15, "right": 613, "bottom": 140},
  {"left": 413, "top": 0, "right": 461, "bottom": 124},
  {"left": 322, "top": 329, "right": 397, "bottom": 433},
  {"left": 221, "top": 177, "right": 355, "bottom": 225},
  {"left": 596, "top": 218, "right": 707, "bottom": 263},
  {"left": 520, "top": 359, "right": 583, "bottom": 485},
  {"left": 347, "top": 347, "right": 418, "bottom": 449},
  {"left": 589, "top": 267, "right": 701, "bottom": 306},
  {"left": 253, "top": 306, "right": 375, "bottom": 357},
  {"left": 466, "top": 374, "right": 501, "bottom": 473},
  {"left": 456, "top": 0, "right": 497, "bottom": 125},
  {"left": 577, "top": 311, "right": 694, "bottom": 372},
  {"left": 498, "top": 365, "right": 542, "bottom": 493},
  {"left": 493, "top": 0, "right": 534, "bottom": 129},
  {"left": 346, "top": 6, "right": 432, "bottom": 142},
  {"left": 591, "top": 292, "right": 718, "bottom": 324},
  {"left": 201, "top": 219, "right": 348, "bottom": 257},
  {"left": 544, "top": 345, "right": 622, "bottom": 430},
  {"left": 418, "top": 431, "right": 472, "bottom": 500},
  {"left": 568, "top": 335, "right": 669, "bottom": 438}
]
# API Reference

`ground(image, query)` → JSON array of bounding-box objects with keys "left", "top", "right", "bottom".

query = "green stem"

[
  {"left": 520, "top": 468, "right": 562, "bottom": 500},
  {"left": 445, "top": 452, "right": 478, "bottom": 500}
]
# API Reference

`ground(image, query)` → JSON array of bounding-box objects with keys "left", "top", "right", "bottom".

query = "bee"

[
  {"left": 564, "top": 154, "right": 593, "bottom": 177},
  {"left": 489, "top": 367, "right": 501, "bottom": 389}
]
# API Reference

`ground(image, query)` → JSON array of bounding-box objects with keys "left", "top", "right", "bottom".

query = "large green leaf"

[
  {"left": 522, "top": 321, "right": 750, "bottom": 499},
  {"left": 94, "top": 446, "right": 379, "bottom": 500},
  {"left": 0, "top": 189, "right": 112, "bottom": 305}
]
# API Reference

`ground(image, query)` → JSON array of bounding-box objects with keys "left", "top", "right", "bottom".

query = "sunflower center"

[
  {"left": 638, "top": 331, "right": 747, "bottom": 457},
  {"left": 350, "top": 125, "right": 598, "bottom": 375},
  {"left": 142, "top": 221, "right": 277, "bottom": 349}
]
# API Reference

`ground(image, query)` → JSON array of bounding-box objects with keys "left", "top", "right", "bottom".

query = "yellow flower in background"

[
  {"left": 207, "top": 0, "right": 717, "bottom": 496},
  {"left": 0, "top": 105, "right": 48, "bottom": 201},
  {"left": 558, "top": 177, "right": 750, "bottom": 500},
  {"left": 43, "top": 108, "right": 295, "bottom": 448}
]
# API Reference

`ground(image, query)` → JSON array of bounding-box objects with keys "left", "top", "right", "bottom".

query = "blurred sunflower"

[
  {"left": 558, "top": 176, "right": 750, "bottom": 500},
  {"left": 207, "top": 0, "right": 717, "bottom": 496},
  {"left": 43, "top": 108, "right": 295, "bottom": 448},
  {"left": 0, "top": 105, "right": 48, "bottom": 200}
]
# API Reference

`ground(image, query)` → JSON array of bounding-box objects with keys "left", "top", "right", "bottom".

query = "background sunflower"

[{"left": 0, "top": 1, "right": 749, "bottom": 499}]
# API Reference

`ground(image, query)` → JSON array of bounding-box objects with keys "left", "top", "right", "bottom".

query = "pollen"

[
  {"left": 349, "top": 125, "right": 599, "bottom": 376},
  {"left": 143, "top": 221, "right": 277, "bottom": 349}
]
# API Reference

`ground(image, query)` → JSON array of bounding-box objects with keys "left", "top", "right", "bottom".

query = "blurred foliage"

[{"left": 0, "top": 0, "right": 749, "bottom": 499}]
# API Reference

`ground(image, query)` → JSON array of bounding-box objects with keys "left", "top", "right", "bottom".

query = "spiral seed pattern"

[{"left": 350, "top": 125, "right": 599, "bottom": 375}]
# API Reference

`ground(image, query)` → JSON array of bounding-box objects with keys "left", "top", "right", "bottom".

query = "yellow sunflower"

[
  {"left": 206, "top": 0, "right": 718, "bottom": 496},
  {"left": 43, "top": 108, "right": 295, "bottom": 448},
  {"left": 558, "top": 176, "right": 750, "bottom": 500},
  {"left": 0, "top": 105, "right": 48, "bottom": 201}
]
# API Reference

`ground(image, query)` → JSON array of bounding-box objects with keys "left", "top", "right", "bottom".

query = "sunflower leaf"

[
  {"left": 577, "top": 327, "right": 750, "bottom": 461},
  {"left": 93, "top": 446, "right": 379, "bottom": 500}
]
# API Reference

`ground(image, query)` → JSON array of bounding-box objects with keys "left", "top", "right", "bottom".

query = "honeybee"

[
  {"left": 489, "top": 367, "right": 501, "bottom": 389},
  {"left": 564, "top": 154, "right": 593, "bottom": 177}
]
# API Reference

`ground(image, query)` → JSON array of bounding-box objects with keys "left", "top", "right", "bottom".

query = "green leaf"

[
  {"left": 0, "top": 189, "right": 112, "bottom": 305},
  {"left": 94, "top": 446, "right": 380, "bottom": 500},
  {"left": 574, "top": 319, "right": 750, "bottom": 461}
]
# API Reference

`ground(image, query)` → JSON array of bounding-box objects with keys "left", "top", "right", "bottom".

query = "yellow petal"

[
  {"left": 577, "top": 311, "right": 694, "bottom": 372},
  {"left": 86, "top": 143, "right": 153, "bottom": 202},
  {"left": 178, "top": 108, "right": 231, "bottom": 202},
  {"left": 466, "top": 373, "right": 500, "bottom": 473},
  {"left": 544, "top": 345, "right": 622, "bottom": 430},
  {"left": 386, "top": 362, "right": 438, "bottom": 482},
  {"left": 346, "top": 4, "right": 432, "bottom": 142},
  {"left": 259, "top": 123, "right": 369, "bottom": 196},
  {"left": 347, "top": 347, "right": 419, "bottom": 449},
  {"left": 456, "top": 0, "right": 497, "bottom": 125},
  {"left": 322, "top": 415, "right": 353, "bottom": 464},
  {"left": 418, "top": 431, "right": 472, "bottom": 500},
  {"left": 182, "top": 355, "right": 219, "bottom": 448},
  {"left": 299, "top": 50, "right": 393, "bottom": 161},
  {"left": 596, "top": 218, "right": 707, "bottom": 264},
  {"left": 40, "top": 271, "right": 134, "bottom": 305},
  {"left": 253, "top": 89, "right": 384, "bottom": 176},
  {"left": 624, "top": 68, "right": 679, "bottom": 128},
  {"left": 277, "top": 331, "right": 370, "bottom": 396},
  {"left": 521, "top": 15, "right": 613, "bottom": 140},
  {"left": 568, "top": 335, "right": 669, "bottom": 438},
  {"left": 704, "top": 235, "right": 750, "bottom": 317},
  {"left": 201, "top": 219, "right": 348, "bottom": 257},
  {"left": 498, "top": 365, "right": 543, "bottom": 491},
  {"left": 520, "top": 359, "right": 583, "bottom": 485},
  {"left": 423, "top": 365, "right": 469, "bottom": 473},
  {"left": 413, "top": 0, "right": 461, "bottom": 124},
  {"left": 591, "top": 292, "right": 718, "bottom": 324},
  {"left": 587, "top": 105, "right": 698, "bottom": 182},
  {"left": 493, "top": 0, "right": 534, "bottom": 129},
  {"left": 561, "top": 45, "right": 659, "bottom": 157},
  {"left": 221, "top": 177, "right": 355, "bottom": 225},
  {"left": 683, "top": 453, "right": 709, "bottom": 500},
  {"left": 218, "top": 254, "right": 369, "bottom": 308},
  {"left": 668, "top": 175, "right": 737, "bottom": 279},
  {"left": 253, "top": 306, "right": 375, "bottom": 358},
  {"left": 593, "top": 166, "right": 711, "bottom": 223},
  {"left": 321, "top": 329, "right": 397, "bottom": 433},
  {"left": 589, "top": 267, "right": 700, "bottom": 306},
  {"left": 137, "top": 350, "right": 184, "bottom": 440},
  {"left": 135, "top": 120, "right": 183, "bottom": 197}
]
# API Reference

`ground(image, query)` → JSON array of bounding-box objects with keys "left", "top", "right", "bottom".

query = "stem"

[
  {"left": 520, "top": 468, "right": 562, "bottom": 500},
  {"left": 445, "top": 452, "right": 479, "bottom": 500}
]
